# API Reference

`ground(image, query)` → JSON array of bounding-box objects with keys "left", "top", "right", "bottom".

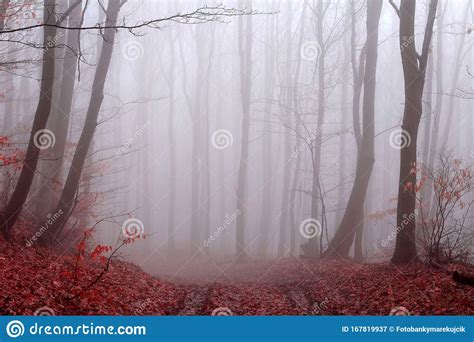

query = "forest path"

[{"left": 149, "top": 258, "right": 473, "bottom": 315}]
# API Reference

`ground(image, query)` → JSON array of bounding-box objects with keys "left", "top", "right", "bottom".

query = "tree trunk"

[
  {"left": 1, "top": 0, "right": 57, "bottom": 238},
  {"left": 324, "top": 0, "right": 382, "bottom": 260},
  {"left": 258, "top": 10, "right": 275, "bottom": 257},
  {"left": 44, "top": 0, "right": 125, "bottom": 237},
  {"left": 35, "top": 0, "right": 82, "bottom": 218},
  {"left": 235, "top": 6, "right": 252, "bottom": 260},
  {"left": 167, "top": 32, "right": 176, "bottom": 250},
  {"left": 391, "top": 0, "right": 438, "bottom": 264},
  {"left": 305, "top": 0, "right": 326, "bottom": 257},
  {"left": 277, "top": 1, "right": 293, "bottom": 257}
]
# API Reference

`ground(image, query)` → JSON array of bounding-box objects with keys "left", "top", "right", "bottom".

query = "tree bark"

[
  {"left": 391, "top": 0, "right": 438, "bottom": 264},
  {"left": 235, "top": 5, "right": 252, "bottom": 260},
  {"left": 324, "top": 0, "right": 382, "bottom": 260},
  {"left": 1, "top": 0, "right": 57, "bottom": 238},
  {"left": 44, "top": 0, "right": 125, "bottom": 237},
  {"left": 35, "top": 0, "right": 82, "bottom": 218}
]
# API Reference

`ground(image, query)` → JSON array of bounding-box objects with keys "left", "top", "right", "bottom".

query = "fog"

[{"left": 1, "top": 0, "right": 472, "bottom": 284}]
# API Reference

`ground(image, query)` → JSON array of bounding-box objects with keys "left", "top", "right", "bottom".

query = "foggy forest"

[{"left": 0, "top": 0, "right": 473, "bottom": 316}]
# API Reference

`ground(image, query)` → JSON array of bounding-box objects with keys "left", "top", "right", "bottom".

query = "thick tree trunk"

[
  {"left": 391, "top": 0, "right": 437, "bottom": 264},
  {"left": 324, "top": 0, "right": 382, "bottom": 260},
  {"left": 1, "top": 0, "right": 57, "bottom": 238}
]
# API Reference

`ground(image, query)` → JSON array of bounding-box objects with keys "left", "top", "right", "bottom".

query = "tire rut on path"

[
  {"left": 279, "top": 284, "right": 313, "bottom": 315},
  {"left": 178, "top": 285, "right": 211, "bottom": 315}
]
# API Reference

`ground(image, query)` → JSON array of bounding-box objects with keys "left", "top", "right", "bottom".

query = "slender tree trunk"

[
  {"left": 278, "top": 1, "right": 293, "bottom": 256},
  {"left": 305, "top": 0, "right": 326, "bottom": 257},
  {"left": 44, "top": 0, "right": 125, "bottom": 237},
  {"left": 420, "top": 40, "right": 434, "bottom": 213},
  {"left": 167, "top": 33, "right": 176, "bottom": 250},
  {"left": 0, "top": 0, "right": 10, "bottom": 31},
  {"left": 235, "top": 6, "right": 252, "bottom": 260},
  {"left": 288, "top": 2, "right": 307, "bottom": 256},
  {"left": 427, "top": 1, "right": 445, "bottom": 216},
  {"left": 202, "top": 25, "right": 215, "bottom": 251},
  {"left": 391, "top": 0, "right": 438, "bottom": 264},
  {"left": 439, "top": 1, "right": 470, "bottom": 149},
  {"left": 324, "top": 0, "right": 382, "bottom": 260},
  {"left": 258, "top": 10, "right": 275, "bottom": 257},
  {"left": 1, "top": 0, "right": 57, "bottom": 238},
  {"left": 189, "top": 26, "right": 205, "bottom": 253},
  {"left": 35, "top": 0, "right": 82, "bottom": 218}
]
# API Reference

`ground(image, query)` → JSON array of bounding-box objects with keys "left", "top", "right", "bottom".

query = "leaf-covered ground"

[{"left": 0, "top": 243, "right": 472, "bottom": 315}]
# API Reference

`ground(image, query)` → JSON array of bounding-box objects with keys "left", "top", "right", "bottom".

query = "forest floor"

[{"left": 0, "top": 242, "right": 473, "bottom": 315}]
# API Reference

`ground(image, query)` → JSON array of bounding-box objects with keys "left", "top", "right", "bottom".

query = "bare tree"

[
  {"left": 324, "top": 0, "right": 382, "bottom": 261},
  {"left": 235, "top": 2, "right": 253, "bottom": 260},
  {"left": 44, "top": 0, "right": 126, "bottom": 237},
  {"left": 390, "top": 0, "right": 438, "bottom": 264},
  {"left": 0, "top": 0, "right": 58, "bottom": 239}
]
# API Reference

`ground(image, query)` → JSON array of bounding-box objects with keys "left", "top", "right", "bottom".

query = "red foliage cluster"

[{"left": 0, "top": 241, "right": 186, "bottom": 315}]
